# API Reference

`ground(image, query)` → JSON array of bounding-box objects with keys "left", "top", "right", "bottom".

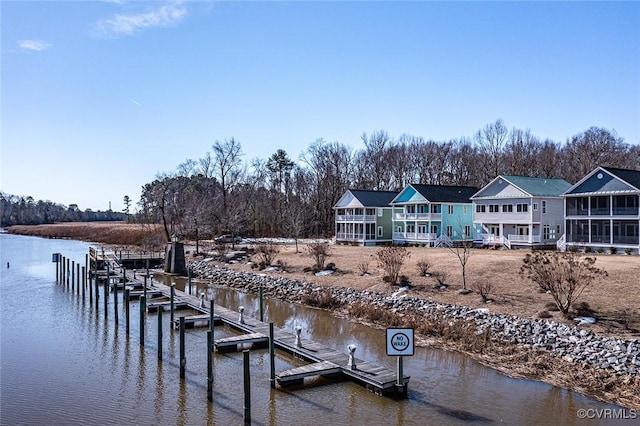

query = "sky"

[{"left": 2, "top": 1, "right": 639, "bottom": 213}]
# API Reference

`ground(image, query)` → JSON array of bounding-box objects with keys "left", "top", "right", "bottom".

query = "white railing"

[
  {"left": 336, "top": 233, "right": 375, "bottom": 241},
  {"left": 435, "top": 235, "right": 453, "bottom": 248},
  {"left": 507, "top": 234, "right": 541, "bottom": 244},
  {"left": 556, "top": 234, "right": 566, "bottom": 252},
  {"left": 479, "top": 233, "right": 511, "bottom": 249},
  {"left": 392, "top": 232, "right": 437, "bottom": 241},
  {"left": 336, "top": 215, "right": 376, "bottom": 222},
  {"left": 393, "top": 213, "right": 441, "bottom": 221}
]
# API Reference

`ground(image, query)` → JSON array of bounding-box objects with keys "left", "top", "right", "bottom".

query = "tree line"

[
  {"left": 0, "top": 193, "right": 126, "bottom": 227},
  {"left": 136, "top": 120, "right": 640, "bottom": 243}
]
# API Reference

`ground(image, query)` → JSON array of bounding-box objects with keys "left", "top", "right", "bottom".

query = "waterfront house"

[
  {"left": 390, "top": 184, "right": 478, "bottom": 246},
  {"left": 333, "top": 189, "right": 398, "bottom": 246},
  {"left": 562, "top": 167, "right": 640, "bottom": 254},
  {"left": 471, "top": 175, "right": 571, "bottom": 248}
]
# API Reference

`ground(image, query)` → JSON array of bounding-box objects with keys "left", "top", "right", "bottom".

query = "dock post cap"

[
  {"left": 239, "top": 306, "right": 245, "bottom": 324},
  {"left": 348, "top": 344, "right": 357, "bottom": 370},
  {"left": 295, "top": 325, "right": 302, "bottom": 348},
  {"left": 199, "top": 292, "right": 205, "bottom": 307}
]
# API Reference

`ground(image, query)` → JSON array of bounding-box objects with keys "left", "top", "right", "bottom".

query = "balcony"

[
  {"left": 336, "top": 215, "right": 376, "bottom": 222},
  {"left": 394, "top": 213, "right": 440, "bottom": 221},
  {"left": 393, "top": 232, "right": 437, "bottom": 242},
  {"left": 507, "top": 234, "right": 542, "bottom": 244},
  {"left": 335, "top": 232, "right": 376, "bottom": 241}
]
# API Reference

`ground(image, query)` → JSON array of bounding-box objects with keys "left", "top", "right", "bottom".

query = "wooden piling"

[
  {"left": 188, "top": 268, "right": 192, "bottom": 295},
  {"left": 76, "top": 263, "right": 80, "bottom": 295},
  {"left": 243, "top": 350, "right": 251, "bottom": 426},
  {"left": 179, "top": 316, "right": 186, "bottom": 379},
  {"left": 143, "top": 274, "right": 147, "bottom": 301},
  {"left": 157, "top": 309, "right": 163, "bottom": 361},
  {"left": 71, "top": 260, "right": 75, "bottom": 291},
  {"left": 269, "top": 322, "right": 275, "bottom": 388},
  {"left": 207, "top": 330, "right": 213, "bottom": 402},
  {"left": 122, "top": 267, "right": 126, "bottom": 303},
  {"left": 56, "top": 256, "right": 60, "bottom": 283},
  {"left": 113, "top": 273, "right": 118, "bottom": 325},
  {"left": 81, "top": 266, "right": 86, "bottom": 299},
  {"left": 140, "top": 295, "right": 145, "bottom": 346},
  {"left": 125, "top": 289, "right": 130, "bottom": 335},
  {"left": 66, "top": 257, "right": 70, "bottom": 287},
  {"left": 259, "top": 285, "right": 264, "bottom": 322},
  {"left": 209, "top": 300, "right": 214, "bottom": 342},
  {"left": 170, "top": 284, "right": 175, "bottom": 325}
]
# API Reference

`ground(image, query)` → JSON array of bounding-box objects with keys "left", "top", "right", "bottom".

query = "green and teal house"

[
  {"left": 562, "top": 167, "right": 640, "bottom": 254},
  {"left": 390, "top": 184, "right": 478, "bottom": 246},
  {"left": 333, "top": 189, "right": 398, "bottom": 246},
  {"left": 471, "top": 175, "right": 570, "bottom": 249}
]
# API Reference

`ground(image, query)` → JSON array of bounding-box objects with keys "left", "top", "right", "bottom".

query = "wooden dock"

[{"left": 86, "top": 258, "right": 410, "bottom": 398}]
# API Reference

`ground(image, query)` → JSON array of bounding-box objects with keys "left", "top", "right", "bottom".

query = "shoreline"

[{"left": 6, "top": 223, "right": 640, "bottom": 409}]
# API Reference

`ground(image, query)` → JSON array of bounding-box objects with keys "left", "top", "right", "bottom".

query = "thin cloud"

[
  {"left": 96, "top": 1, "right": 187, "bottom": 37},
  {"left": 18, "top": 40, "right": 52, "bottom": 52}
]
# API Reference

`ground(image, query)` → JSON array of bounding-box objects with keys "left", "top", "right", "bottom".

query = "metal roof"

[
  {"left": 403, "top": 184, "right": 478, "bottom": 203},
  {"left": 348, "top": 189, "right": 399, "bottom": 207},
  {"left": 501, "top": 175, "right": 571, "bottom": 196}
]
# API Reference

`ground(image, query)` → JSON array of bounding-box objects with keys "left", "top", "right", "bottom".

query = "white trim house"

[
  {"left": 334, "top": 189, "right": 398, "bottom": 246},
  {"left": 563, "top": 167, "right": 640, "bottom": 253},
  {"left": 471, "top": 175, "right": 571, "bottom": 248}
]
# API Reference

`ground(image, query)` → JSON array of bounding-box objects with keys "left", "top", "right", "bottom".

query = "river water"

[{"left": 0, "top": 233, "right": 625, "bottom": 425}]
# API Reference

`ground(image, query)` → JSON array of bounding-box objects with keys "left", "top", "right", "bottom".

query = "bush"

[
  {"left": 302, "top": 288, "right": 344, "bottom": 309},
  {"left": 357, "top": 261, "right": 370, "bottom": 276},
  {"left": 625, "top": 248, "right": 633, "bottom": 255},
  {"left": 609, "top": 246, "right": 617, "bottom": 255},
  {"left": 306, "top": 241, "right": 332, "bottom": 271},
  {"left": 416, "top": 258, "right": 431, "bottom": 276},
  {"left": 520, "top": 251, "right": 607, "bottom": 314},
  {"left": 254, "top": 241, "right": 280, "bottom": 267},
  {"left": 376, "top": 245, "right": 410, "bottom": 285},
  {"left": 537, "top": 310, "right": 553, "bottom": 319},
  {"left": 431, "top": 270, "right": 448, "bottom": 286},
  {"left": 471, "top": 281, "right": 494, "bottom": 302}
]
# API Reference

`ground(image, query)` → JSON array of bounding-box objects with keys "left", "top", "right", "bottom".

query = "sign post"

[{"left": 386, "top": 328, "right": 413, "bottom": 397}]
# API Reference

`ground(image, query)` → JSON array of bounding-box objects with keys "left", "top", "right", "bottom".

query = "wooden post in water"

[
  {"left": 71, "top": 260, "right": 75, "bottom": 291},
  {"left": 113, "top": 272, "right": 118, "bottom": 324},
  {"left": 209, "top": 300, "right": 214, "bottom": 342},
  {"left": 76, "top": 263, "right": 80, "bottom": 295},
  {"left": 207, "top": 330, "right": 213, "bottom": 401},
  {"left": 139, "top": 295, "right": 146, "bottom": 346},
  {"left": 125, "top": 289, "right": 130, "bottom": 335},
  {"left": 170, "top": 284, "right": 176, "bottom": 325},
  {"left": 259, "top": 284, "right": 264, "bottom": 322},
  {"left": 104, "top": 263, "right": 109, "bottom": 315},
  {"left": 122, "top": 267, "right": 126, "bottom": 303},
  {"left": 56, "top": 255, "right": 60, "bottom": 283},
  {"left": 179, "top": 316, "right": 186, "bottom": 379},
  {"left": 66, "top": 257, "right": 70, "bottom": 287},
  {"left": 269, "top": 322, "right": 275, "bottom": 388},
  {"left": 158, "top": 309, "right": 163, "bottom": 361},
  {"left": 81, "top": 266, "right": 86, "bottom": 299},
  {"left": 243, "top": 350, "right": 251, "bottom": 426},
  {"left": 396, "top": 356, "right": 404, "bottom": 391},
  {"left": 85, "top": 254, "right": 88, "bottom": 291},
  {"left": 188, "top": 268, "right": 192, "bottom": 295}
]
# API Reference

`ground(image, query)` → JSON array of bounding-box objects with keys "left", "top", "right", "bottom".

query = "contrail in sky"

[{"left": 129, "top": 98, "right": 142, "bottom": 107}]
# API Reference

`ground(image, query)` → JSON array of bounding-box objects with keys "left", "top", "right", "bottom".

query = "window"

[
  {"left": 446, "top": 225, "right": 453, "bottom": 237},
  {"left": 543, "top": 224, "right": 550, "bottom": 240},
  {"left": 516, "top": 203, "right": 528, "bottom": 213},
  {"left": 463, "top": 205, "right": 468, "bottom": 214},
  {"left": 377, "top": 226, "right": 383, "bottom": 237},
  {"left": 464, "top": 225, "right": 471, "bottom": 237},
  {"left": 476, "top": 205, "right": 486, "bottom": 213},
  {"left": 542, "top": 201, "right": 547, "bottom": 214},
  {"left": 533, "top": 203, "right": 538, "bottom": 211},
  {"left": 430, "top": 225, "right": 438, "bottom": 234},
  {"left": 448, "top": 205, "right": 454, "bottom": 215},
  {"left": 378, "top": 208, "right": 383, "bottom": 217},
  {"left": 502, "top": 204, "right": 513, "bottom": 213},
  {"left": 489, "top": 204, "right": 500, "bottom": 213}
]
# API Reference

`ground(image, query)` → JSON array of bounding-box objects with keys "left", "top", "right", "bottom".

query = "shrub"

[
  {"left": 306, "top": 241, "right": 332, "bottom": 271},
  {"left": 416, "top": 258, "right": 431, "bottom": 276},
  {"left": 625, "top": 248, "right": 633, "bottom": 255},
  {"left": 376, "top": 245, "right": 410, "bottom": 285},
  {"left": 357, "top": 261, "right": 370, "bottom": 276},
  {"left": 302, "top": 288, "right": 344, "bottom": 309},
  {"left": 537, "top": 310, "right": 553, "bottom": 319},
  {"left": 520, "top": 251, "right": 608, "bottom": 314},
  {"left": 254, "top": 241, "right": 280, "bottom": 267},
  {"left": 471, "top": 281, "right": 494, "bottom": 302},
  {"left": 609, "top": 246, "right": 617, "bottom": 255},
  {"left": 431, "top": 270, "right": 448, "bottom": 286}
]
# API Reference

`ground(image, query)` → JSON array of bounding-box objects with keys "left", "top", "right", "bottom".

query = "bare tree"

[
  {"left": 212, "top": 138, "right": 244, "bottom": 211},
  {"left": 376, "top": 246, "right": 410, "bottom": 285}
]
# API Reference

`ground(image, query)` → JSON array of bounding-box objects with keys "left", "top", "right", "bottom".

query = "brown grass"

[{"left": 220, "top": 243, "right": 640, "bottom": 338}]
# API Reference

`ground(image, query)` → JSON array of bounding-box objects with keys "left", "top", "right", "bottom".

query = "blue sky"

[{"left": 2, "top": 1, "right": 639, "bottom": 212}]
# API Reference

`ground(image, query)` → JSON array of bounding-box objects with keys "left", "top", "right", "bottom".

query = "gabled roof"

[
  {"left": 601, "top": 167, "right": 640, "bottom": 190},
  {"left": 392, "top": 184, "right": 478, "bottom": 204},
  {"left": 564, "top": 166, "right": 640, "bottom": 195},
  {"left": 472, "top": 175, "right": 571, "bottom": 199},
  {"left": 333, "top": 189, "right": 399, "bottom": 209}
]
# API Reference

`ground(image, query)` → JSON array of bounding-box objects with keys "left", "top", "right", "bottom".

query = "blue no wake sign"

[{"left": 386, "top": 328, "right": 414, "bottom": 356}]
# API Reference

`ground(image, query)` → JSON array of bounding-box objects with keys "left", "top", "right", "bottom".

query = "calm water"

[{"left": 0, "top": 233, "right": 625, "bottom": 425}]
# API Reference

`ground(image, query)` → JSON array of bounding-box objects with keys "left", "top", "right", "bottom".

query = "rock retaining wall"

[{"left": 190, "top": 260, "right": 639, "bottom": 377}]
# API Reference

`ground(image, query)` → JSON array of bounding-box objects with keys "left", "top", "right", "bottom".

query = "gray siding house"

[{"left": 471, "top": 175, "right": 571, "bottom": 248}]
